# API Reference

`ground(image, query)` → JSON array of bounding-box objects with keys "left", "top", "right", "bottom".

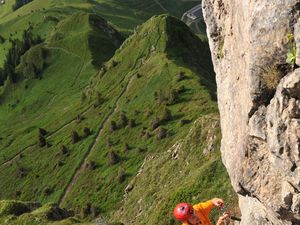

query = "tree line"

[
  {"left": 12, "top": 0, "right": 33, "bottom": 11},
  {"left": 0, "top": 27, "right": 43, "bottom": 85}
]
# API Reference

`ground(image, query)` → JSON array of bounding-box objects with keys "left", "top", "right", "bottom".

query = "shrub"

[
  {"left": 43, "top": 187, "right": 53, "bottom": 196},
  {"left": 176, "top": 72, "right": 186, "bottom": 82},
  {"left": 0, "top": 35, "right": 5, "bottom": 44},
  {"left": 71, "top": 131, "right": 80, "bottom": 144},
  {"left": 76, "top": 114, "right": 84, "bottom": 123},
  {"left": 15, "top": 190, "right": 21, "bottom": 197},
  {"left": 260, "top": 65, "right": 282, "bottom": 90},
  {"left": 144, "top": 131, "right": 151, "bottom": 139},
  {"left": 110, "top": 120, "right": 117, "bottom": 132},
  {"left": 39, "top": 135, "right": 46, "bottom": 147},
  {"left": 93, "top": 92, "right": 103, "bottom": 108},
  {"left": 57, "top": 161, "right": 64, "bottom": 167},
  {"left": 138, "top": 147, "right": 146, "bottom": 153},
  {"left": 86, "top": 161, "right": 97, "bottom": 170},
  {"left": 155, "top": 89, "right": 179, "bottom": 105},
  {"left": 80, "top": 203, "right": 100, "bottom": 219},
  {"left": 177, "top": 85, "right": 186, "bottom": 93},
  {"left": 91, "top": 205, "right": 100, "bottom": 218},
  {"left": 80, "top": 203, "right": 91, "bottom": 218},
  {"left": 111, "top": 60, "right": 118, "bottom": 68},
  {"left": 83, "top": 127, "right": 91, "bottom": 137},
  {"left": 151, "top": 117, "right": 161, "bottom": 130},
  {"left": 18, "top": 167, "right": 27, "bottom": 178},
  {"left": 108, "top": 151, "right": 119, "bottom": 165},
  {"left": 106, "top": 138, "right": 113, "bottom": 148},
  {"left": 155, "top": 90, "right": 166, "bottom": 104},
  {"left": 128, "top": 119, "right": 136, "bottom": 128},
  {"left": 119, "top": 112, "right": 128, "bottom": 127},
  {"left": 60, "top": 145, "right": 69, "bottom": 155},
  {"left": 167, "top": 89, "right": 179, "bottom": 105},
  {"left": 81, "top": 93, "right": 87, "bottom": 102},
  {"left": 180, "top": 119, "right": 191, "bottom": 126},
  {"left": 140, "top": 129, "right": 146, "bottom": 137},
  {"left": 145, "top": 109, "right": 153, "bottom": 117},
  {"left": 157, "top": 127, "right": 167, "bottom": 140},
  {"left": 124, "top": 143, "right": 130, "bottom": 151},
  {"left": 160, "top": 108, "right": 172, "bottom": 123},
  {"left": 46, "top": 142, "right": 51, "bottom": 148},
  {"left": 39, "top": 128, "right": 47, "bottom": 136},
  {"left": 117, "top": 169, "right": 126, "bottom": 183}
]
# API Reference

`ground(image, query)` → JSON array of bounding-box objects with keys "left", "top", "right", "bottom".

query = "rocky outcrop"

[{"left": 202, "top": 0, "right": 300, "bottom": 224}]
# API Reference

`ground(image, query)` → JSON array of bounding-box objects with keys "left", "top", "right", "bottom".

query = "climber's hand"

[
  {"left": 216, "top": 212, "right": 231, "bottom": 225},
  {"left": 212, "top": 198, "right": 224, "bottom": 208}
]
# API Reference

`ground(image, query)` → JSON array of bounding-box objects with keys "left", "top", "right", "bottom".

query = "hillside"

[
  {"left": 0, "top": 1, "right": 237, "bottom": 225},
  {"left": 203, "top": 0, "right": 300, "bottom": 224},
  {"left": 0, "top": 200, "right": 94, "bottom": 225},
  {"left": 0, "top": 0, "right": 198, "bottom": 66},
  {"left": 59, "top": 13, "right": 218, "bottom": 212}
]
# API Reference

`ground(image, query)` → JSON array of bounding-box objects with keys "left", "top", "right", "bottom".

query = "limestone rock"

[{"left": 203, "top": 0, "right": 300, "bottom": 224}]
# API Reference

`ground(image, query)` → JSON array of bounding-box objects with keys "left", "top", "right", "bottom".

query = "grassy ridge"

[
  {"left": 0, "top": 1, "right": 237, "bottom": 225},
  {"left": 60, "top": 15, "right": 222, "bottom": 218}
]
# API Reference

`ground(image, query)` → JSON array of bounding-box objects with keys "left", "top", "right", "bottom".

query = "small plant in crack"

[
  {"left": 260, "top": 65, "right": 282, "bottom": 90},
  {"left": 286, "top": 33, "right": 296, "bottom": 69}
]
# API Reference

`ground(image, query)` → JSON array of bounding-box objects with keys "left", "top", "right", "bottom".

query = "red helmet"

[{"left": 173, "top": 203, "right": 194, "bottom": 222}]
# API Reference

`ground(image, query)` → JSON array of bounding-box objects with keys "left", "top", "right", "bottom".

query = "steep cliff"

[{"left": 202, "top": 0, "right": 300, "bottom": 224}]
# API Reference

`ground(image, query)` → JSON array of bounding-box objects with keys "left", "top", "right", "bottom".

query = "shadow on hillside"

[{"left": 165, "top": 17, "right": 217, "bottom": 101}]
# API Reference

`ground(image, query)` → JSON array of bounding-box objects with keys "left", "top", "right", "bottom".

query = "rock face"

[{"left": 202, "top": 0, "right": 300, "bottom": 224}]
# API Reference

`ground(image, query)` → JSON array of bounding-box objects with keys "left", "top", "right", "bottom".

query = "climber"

[{"left": 173, "top": 198, "right": 230, "bottom": 225}]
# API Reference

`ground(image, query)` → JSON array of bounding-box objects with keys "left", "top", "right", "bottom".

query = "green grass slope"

[
  {"left": 0, "top": 200, "right": 95, "bottom": 225},
  {"left": 112, "top": 116, "right": 238, "bottom": 225},
  {"left": 0, "top": 1, "right": 237, "bottom": 224},
  {"left": 0, "top": 11, "right": 123, "bottom": 204},
  {"left": 57, "top": 15, "right": 235, "bottom": 222},
  {"left": 0, "top": 11, "right": 123, "bottom": 164}
]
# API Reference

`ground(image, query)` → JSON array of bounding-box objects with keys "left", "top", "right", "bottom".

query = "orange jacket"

[{"left": 182, "top": 200, "right": 214, "bottom": 225}]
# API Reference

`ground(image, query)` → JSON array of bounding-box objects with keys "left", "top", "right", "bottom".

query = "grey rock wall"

[{"left": 202, "top": 0, "right": 300, "bottom": 224}]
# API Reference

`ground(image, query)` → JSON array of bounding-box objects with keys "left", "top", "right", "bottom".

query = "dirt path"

[
  {"left": 71, "top": 59, "right": 93, "bottom": 87},
  {"left": 46, "top": 46, "right": 87, "bottom": 88},
  {"left": 0, "top": 104, "right": 93, "bottom": 168},
  {"left": 58, "top": 72, "right": 136, "bottom": 205},
  {"left": 0, "top": 144, "right": 35, "bottom": 167},
  {"left": 46, "top": 46, "right": 82, "bottom": 60}
]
